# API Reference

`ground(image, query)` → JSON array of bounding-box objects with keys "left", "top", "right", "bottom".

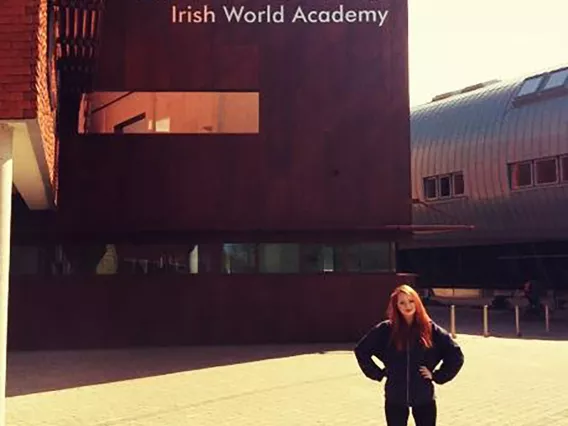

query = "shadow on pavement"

[
  {"left": 6, "top": 343, "right": 349, "bottom": 397},
  {"left": 9, "top": 305, "right": 567, "bottom": 398}
]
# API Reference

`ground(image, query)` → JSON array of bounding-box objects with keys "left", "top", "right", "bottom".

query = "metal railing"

[{"left": 446, "top": 303, "right": 553, "bottom": 338}]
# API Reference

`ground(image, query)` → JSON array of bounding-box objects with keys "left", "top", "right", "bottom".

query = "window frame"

[
  {"left": 509, "top": 161, "right": 534, "bottom": 190},
  {"left": 423, "top": 176, "right": 438, "bottom": 200},
  {"left": 438, "top": 174, "right": 452, "bottom": 198},
  {"left": 542, "top": 68, "right": 568, "bottom": 91},
  {"left": 560, "top": 155, "right": 568, "bottom": 183},
  {"left": 452, "top": 172, "right": 465, "bottom": 196},
  {"left": 534, "top": 157, "right": 559, "bottom": 185},
  {"left": 516, "top": 75, "right": 545, "bottom": 98}
]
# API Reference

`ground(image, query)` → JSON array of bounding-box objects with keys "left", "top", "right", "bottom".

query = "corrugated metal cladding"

[{"left": 407, "top": 66, "right": 568, "bottom": 248}]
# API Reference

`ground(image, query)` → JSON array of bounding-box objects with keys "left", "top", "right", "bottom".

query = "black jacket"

[{"left": 354, "top": 320, "right": 464, "bottom": 407}]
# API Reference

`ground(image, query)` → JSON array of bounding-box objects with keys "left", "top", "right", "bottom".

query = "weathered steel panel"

[{"left": 58, "top": 0, "right": 411, "bottom": 235}]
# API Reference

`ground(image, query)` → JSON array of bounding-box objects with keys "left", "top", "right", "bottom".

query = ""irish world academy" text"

[{"left": 171, "top": 4, "right": 390, "bottom": 26}]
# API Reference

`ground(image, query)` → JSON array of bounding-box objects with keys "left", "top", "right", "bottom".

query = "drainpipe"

[{"left": 0, "top": 123, "right": 14, "bottom": 426}]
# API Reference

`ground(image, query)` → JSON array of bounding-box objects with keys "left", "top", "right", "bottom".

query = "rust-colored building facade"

[{"left": 2, "top": 0, "right": 415, "bottom": 350}]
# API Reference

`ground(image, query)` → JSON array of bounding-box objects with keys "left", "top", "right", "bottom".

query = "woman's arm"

[
  {"left": 432, "top": 323, "right": 464, "bottom": 384},
  {"left": 353, "top": 322, "right": 389, "bottom": 381}
]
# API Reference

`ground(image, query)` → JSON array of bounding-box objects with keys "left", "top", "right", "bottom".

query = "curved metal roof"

[{"left": 407, "top": 65, "right": 568, "bottom": 248}]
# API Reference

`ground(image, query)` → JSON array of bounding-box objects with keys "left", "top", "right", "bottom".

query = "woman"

[{"left": 354, "top": 284, "right": 464, "bottom": 426}]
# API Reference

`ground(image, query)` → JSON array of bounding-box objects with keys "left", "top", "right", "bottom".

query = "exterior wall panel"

[
  {"left": 409, "top": 70, "right": 568, "bottom": 248},
  {"left": 58, "top": 0, "right": 411, "bottom": 235},
  {"left": 8, "top": 273, "right": 415, "bottom": 349}
]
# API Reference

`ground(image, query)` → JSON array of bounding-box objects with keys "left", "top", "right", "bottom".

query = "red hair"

[{"left": 387, "top": 284, "right": 433, "bottom": 351}]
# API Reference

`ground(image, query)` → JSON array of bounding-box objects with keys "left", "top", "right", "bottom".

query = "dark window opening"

[
  {"left": 510, "top": 162, "right": 533, "bottom": 189},
  {"left": 535, "top": 158, "right": 558, "bottom": 184},
  {"left": 453, "top": 173, "right": 465, "bottom": 195},
  {"left": 424, "top": 177, "right": 437, "bottom": 199},
  {"left": 439, "top": 175, "right": 451, "bottom": 197}
]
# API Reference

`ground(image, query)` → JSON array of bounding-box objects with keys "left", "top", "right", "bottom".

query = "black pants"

[{"left": 385, "top": 401, "right": 437, "bottom": 426}]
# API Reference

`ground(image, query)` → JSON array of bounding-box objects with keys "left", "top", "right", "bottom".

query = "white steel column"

[{"left": 0, "top": 123, "right": 14, "bottom": 426}]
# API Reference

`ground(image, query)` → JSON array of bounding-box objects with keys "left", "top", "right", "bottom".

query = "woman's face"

[{"left": 397, "top": 293, "right": 416, "bottom": 320}]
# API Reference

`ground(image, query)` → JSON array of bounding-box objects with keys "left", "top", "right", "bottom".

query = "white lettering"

[
  {"left": 378, "top": 10, "right": 389, "bottom": 27},
  {"left": 223, "top": 6, "right": 245, "bottom": 22},
  {"left": 171, "top": 5, "right": 215, "bottom": 24},
  {"left": 222, "top": 5, "right": 284, "bottom": 23},
  {"left": 344, "top": 11, "right": 357, "bottom": 23},
  {"left": 291, "top": 6, "right": 389, "bottom": 26}
]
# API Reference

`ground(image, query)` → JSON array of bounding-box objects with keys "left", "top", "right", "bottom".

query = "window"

[
  {"left": 358, "top": 243, "right": 391, "bottom": 272},
  {"left": 114, "top": 113, "right": 147, "bottom": 133},
  {"left": 513, "top": 70, "right": 568, "bottom": 106},
  {"left": 517, "top": 76, "right": 543, "bottom": 97},
  {"left": 422, "top": 172, "right": 464, "bottom": 200},
  {"left": 535, "top": 158, "right": 558, "bottom": 184},
  {"left": 562, "top": 156, "right": 568, "bottom": 182},
  {"left": 345, "top": 243, "right": 392, "bottom": 272},
  {"left": 439, "top": 175, "right": 451, "bottom": 198},
  {"left": 423, "top": 177, "right": 437, "bottom": 199},
  {"left": 300, "top": 245, "right": 334, "bottom": 273},
  {"left": 259, "top": 244, "right": 299, "bottom": 273},
  {"left": 84, "top": 92, "right": 260, "bottom": 134},
  {"left": 542, "top": 69, "right": 568, "bottom": 91},
  {"left": 453, "top": 173, "right": 465, "bottom": 195},
  {"left": 223, "top": 244, "right": 257, "bottom": 273},
  {"left": 510, "top": 162, "right": 533, "bottom": 189}
]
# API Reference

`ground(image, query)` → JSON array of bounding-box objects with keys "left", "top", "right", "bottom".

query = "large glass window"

[
  {"left": 10, "top": 244, "right": 200, "bottom": 276},
  {"left": 535, "top": 158, "right": 558, "bottom": 184},
  {"left": 17, "top": 242, "right": 396, "bottom": 276},
  {"left": 84, "top": 92, "right": 260, "bottom": 134}
]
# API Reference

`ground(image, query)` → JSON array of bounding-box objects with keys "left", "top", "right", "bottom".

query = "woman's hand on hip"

[{"left": 419, "top": 366, "right": 432, "bottom": 380}]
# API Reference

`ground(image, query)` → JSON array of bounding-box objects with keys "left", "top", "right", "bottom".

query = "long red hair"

[{"left": 387, "top": 284, "right": 433, "bottom": 351}]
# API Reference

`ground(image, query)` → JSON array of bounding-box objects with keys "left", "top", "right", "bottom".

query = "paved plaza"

[{"left": 5, "top": 306, "right": 568, "bottom": 426}]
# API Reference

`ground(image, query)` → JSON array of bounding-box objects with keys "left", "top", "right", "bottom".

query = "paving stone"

[{"left": 5, "top": 313, "right": 568, "bottom": 426}]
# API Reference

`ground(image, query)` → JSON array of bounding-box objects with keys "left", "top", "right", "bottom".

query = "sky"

[{"left": 408, "top": 0, "right": 568, "bottom": 106}]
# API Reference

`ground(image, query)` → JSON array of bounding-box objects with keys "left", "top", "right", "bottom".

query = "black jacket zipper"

[{"left": 406, "top": 339, "right": 410, "bottom": 407}]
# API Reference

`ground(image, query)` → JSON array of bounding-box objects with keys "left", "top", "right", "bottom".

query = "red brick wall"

[
  {"left": 0, "top": 1, "right": 38, "bottom": 119},
  {"left": 35, "top": 0, "right": 57, "bottom": 190},
  {"left": 0, "top": 0, "right": 57, "bottom": 191}
]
